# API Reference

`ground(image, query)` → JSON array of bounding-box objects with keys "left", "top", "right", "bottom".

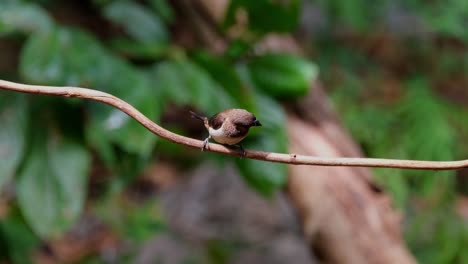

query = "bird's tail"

[{"left": 190, "top": 111, "right": 206, "bottom": 121}]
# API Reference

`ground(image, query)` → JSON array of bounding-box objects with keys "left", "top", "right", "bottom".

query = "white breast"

[{"left": 208, "top": 124, "right": 245, "bottom": 145}]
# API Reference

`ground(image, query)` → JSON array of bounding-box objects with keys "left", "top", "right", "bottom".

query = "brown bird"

[{"left": 190, "top": 108, "right": 262, "bottom": 155}]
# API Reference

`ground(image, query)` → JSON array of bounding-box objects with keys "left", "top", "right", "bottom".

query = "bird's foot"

[
  {"left": 202, "top": 137, "right": 210, "bottom": 151},
  {"left": 234, "top": 144, "right": 246, "bottom": 158}
]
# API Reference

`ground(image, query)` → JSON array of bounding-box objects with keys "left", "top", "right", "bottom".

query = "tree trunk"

[{"left": 287, "top": 84, "right": 416, "bottom": 263}]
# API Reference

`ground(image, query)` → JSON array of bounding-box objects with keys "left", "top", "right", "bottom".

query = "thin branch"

[{"left": 1, "top": 79, "right": 467, "bottom": 170}]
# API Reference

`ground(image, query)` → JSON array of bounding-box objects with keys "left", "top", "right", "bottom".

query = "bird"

[{"left": 190, "top": 108, "right": 262, "bottom": 155}]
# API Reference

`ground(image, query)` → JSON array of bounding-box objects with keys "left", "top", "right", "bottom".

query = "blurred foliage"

[
  {"left": 224, "top": 0, "right": 300, "bottom": 34},
  {"left": 0, "top": 0, "right": 316, "bottom": 262},
  {"left": 1, "top": 0, "right": 468, "bottom": 263},
  {"left": 313, "top": 0, "right": 468, "bottom": 263},
  {"left": 248, "top": 53, "right": 319, "bottom": 98}
]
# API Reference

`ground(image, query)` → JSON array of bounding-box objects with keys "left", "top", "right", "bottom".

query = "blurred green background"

[{"left": 1, "top": 0, "right": 468, "bottom": 263}]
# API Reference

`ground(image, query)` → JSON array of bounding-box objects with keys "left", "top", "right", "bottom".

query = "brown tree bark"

[{"left": 287, "top": 84, "right": 416, "bottom": 263}]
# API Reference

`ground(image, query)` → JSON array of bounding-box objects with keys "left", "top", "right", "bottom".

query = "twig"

[{"left": 1, "top": 79, "right": 467, "bottom": 170}]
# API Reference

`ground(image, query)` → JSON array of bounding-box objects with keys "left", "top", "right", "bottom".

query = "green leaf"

[
  {"left": 399, "top": 81, "right": 456, "bottom": 162},
  {"left": 373, "top": 169, "right": 408, "bottom": 208},
  {"left": 175, "top": 59, "right": 236, "bottom": 113},
  {"left": 224, "top": 39, "right": 252, "bottom": 60},
  {"left": 236, "top": 94, "right": 287, "bottom": 195},
  {"left": 224, "top": 0, "right": 300, "bottom": 34},
  {"left": 20, "top": 27, "right": 111, "bottom": 86},
  {"left": 0, "top": 1, "right": 53, "bottom": 34},
  {"left": 397, "top": 79, "right": 456, "bottom": 196},
  {"left": 87, "top": 75, "right": 160, "bottom": 157},
  {"left": 20, "top": 26, "right": 160, "bottom": 157},
  {"left": 248, "top": 53, "right": 318, "bottom": 98},
  {"left": 17, "top": 130, "right": 90, "bottom": 238},
  {"left": 192, "top": 50, "right": 254, "bottom": 108},
  {"left": 147, "top": 0, "right": 174, "bottom": 23},
  {"left": 412, "top": 1, "right": 468, "bottom": 40},
  {"left": 236, "top": 148, "right": 287, "bottom": 196},
  {"left": 151, "top": 59, "right": 236, "bottom": 114},
  {"left": 110, "top": 38, "right": 168, "bottom": 59},
  {"left": 192, "top": 51, "right": 242, "bottom": 95},
  {"left": 0, "top": 94, "right": 28, "bottom": 189},
  {"left": 151, "top": 61, "right": 191, "bottom": 106},
  {"left": 103, "top": 0, "right": 168, "bottom": 43},
  {"left": 0, "top": 211, "right": 39, "bottom": 264},
  {"left": 317, "top": 0, "right": 381, "bottom": 31}
]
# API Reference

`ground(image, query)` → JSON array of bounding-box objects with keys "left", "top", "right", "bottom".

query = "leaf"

[
  {"left": 103, "top": 0, "right": 168, "bottom": 44},
  {"left": 413, "top": 1, "right": 468, "bottom": 40},
  {"left": 399, "top": 82, "right": 456, "bottom": 162},
  {"left": 20, "top": 26, "right": 160, "bottom": 157},
  {"left": 248, "top": 53, "right": 318, "bottom": 98},
  {"left": 147, "top": 0, "right": 174, "bottom": 23},
  {"left": 397, "top": 79, "right": 457, "bottom": 196},
  {"left": 224, "top": 38, "right": 252, "bottom": 60},
  {"left": 17, "top": 130, "right": 90, "bottom": 238},
  {"left": 87, "top": 75, "right": 161, "bottom": 157},
  {"left": 236, "top": 147, "right": 287, "bottom": 196},
  {"left": 0, "top": 94, "right": 28, "bottom": 189},
  {"left": 373, "top": 169, "right": 408, "bottom": 208},
  {"left": 0, "top": 1, "right": 53, "bottom": 34},
  {"left": 224, "top": 0, "right": 300, "bottom": 34},
  {"left": 175, "top": 60, "right": 236, "bottom": 113},
  {"left": 192, "top": 50, "right": 253, "bottom": 108},
  {"left": 151, "top": 59, "right": 237, "bottom": 114},
  {"left": 0, "top": 211, "right": 39, "bottom": 264},
  {"left": 151, "top": 61, "right": 192, "bottom": 106},
  {"left": 20, "top": 27, "right": 110, "bottom": 86},
  {"left": 236, "top": 93, "right": 287, "bottom": 195},
  {"left": 191, "top": 51, "right": 242, "bottom": 94},
  {"left": 110, "top": 38, "right": 168, "bottom": 59}
]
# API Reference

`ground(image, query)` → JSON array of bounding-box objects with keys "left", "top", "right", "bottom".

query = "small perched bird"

[{"left": 190, "top": 108, "right": 262, "bottom": 155}]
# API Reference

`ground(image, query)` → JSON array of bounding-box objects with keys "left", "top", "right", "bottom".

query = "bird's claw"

[
  {"left": 202, "top": 137, "right": 210, "bottom": 151},
  {"left": 237, "top": 144, "right": 246, "bottom": 158}
]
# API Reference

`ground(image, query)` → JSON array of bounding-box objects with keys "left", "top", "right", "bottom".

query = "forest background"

[{"left": 1, "top": 0, "right": 468, "bottom": 263}]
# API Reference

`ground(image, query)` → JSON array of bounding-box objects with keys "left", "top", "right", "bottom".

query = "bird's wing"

[{"left": 208, "top": 113, "right": 225, "bottom": 129}]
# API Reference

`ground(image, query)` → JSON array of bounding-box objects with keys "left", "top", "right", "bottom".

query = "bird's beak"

[{"left": 253, "top": 120, "right": 262, "bottom": 126}]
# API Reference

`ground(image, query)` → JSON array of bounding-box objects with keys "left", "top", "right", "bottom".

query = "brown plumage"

[{"left": 190, "top": 109, "right": 262, "bottom": 154}]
